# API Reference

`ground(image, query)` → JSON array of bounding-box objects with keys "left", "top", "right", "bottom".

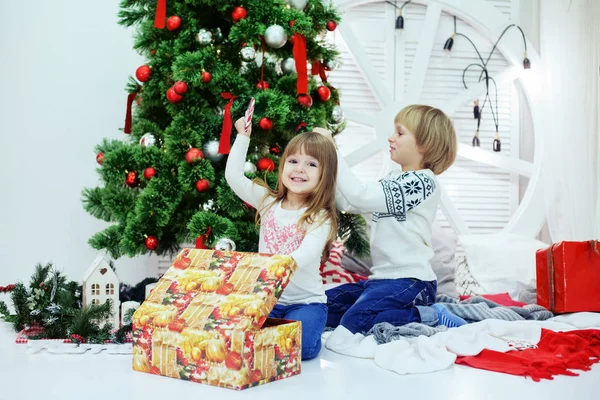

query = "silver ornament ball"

[
  {"left": 332, "top": 105, "right": 345, "bottom": 123},
  {"left": 214, "top": 237, "right": 236, "bottom": 251},
  {"left": 324, "top": 59, "right": 340, "bottom": 71},
  {"left": 203, "top": 140, "right": 224, "bottom": 163},
  {"left": 240, "top": 46, "right": 256, "bottom": 61},
  {"left": 285, "top": 0, "right": 308, "bottom": 10},
  {"left": 281, "top": 58, "right": 296, "bottom": 74},
  {"left": 197, "top": 29, "right": 213, "bottom": 45},
  {"left": 140, "top": 133, "right": 157, "bottom": 148},
  {"left": 264, "top": 25, "right": 287, "bottom": 49},
  {"left": 202, "top": 199, "right": 214, "bottom": 211},
  {"left": 244, "top": 161, "right": 257, "bottom": 174}
]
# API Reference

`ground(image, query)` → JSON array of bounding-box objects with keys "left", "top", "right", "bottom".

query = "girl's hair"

[
  {"left": 394, "top": 105, "right": 457, "bottom": 175},
  {"left": 254, "top": 131, "right": 338, "bottom": 263}
]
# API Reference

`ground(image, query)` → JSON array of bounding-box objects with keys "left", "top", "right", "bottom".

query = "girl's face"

[
  {"left": 388, "top": 122, "right": 424, "bottom": 171},
  {"left": 281, "top": 146, "right": 321, "bottom": 202}
]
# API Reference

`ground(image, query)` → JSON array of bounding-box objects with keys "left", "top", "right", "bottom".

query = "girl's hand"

[{"left": 234, "top": 117, "right": 251, "bottom": 137}]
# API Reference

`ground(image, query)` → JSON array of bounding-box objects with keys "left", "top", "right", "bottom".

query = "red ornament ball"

[
  {"left": 201, "top": 71, "right": 212, "bottom": 83},
  {"left": 185, "top": 148, "right": 204, "bottom": 163},
  {"left": 195, "top": 179, "right": 210, "bottom": 192},
  {"left": 145, "top": 236, "right": 159, "bottom": 250},
  {"left": 96, "top": 152, "right": 104, "bottom": 165},
  {"left": 257, "top": 158, "right": 275, "bottom": 172},
  {"left": 297, "top": 94, "right": 313, "bottom": 108},
  {"left": 167, "top": 87, "right": 183, "bottom": 103},
  {"left": 144, "top": 167, "right": 156, "bottom": 180},
  {"left": 256, "top": 80, "right": 270, "bottom": 90},
  {"left": 166, "top": 16, "right": 182, "bottom": 31},
  {"left": 269, "top": 145, "right": 281, "bottom": 155},
  {"left": 232, "top": 6, "right": 247, "bottom": 22},
  {"left": 317, "top": 85, "right": 331, "bottom": 101},
  {"left": 125, "top": 171, "right": 139, "bottom": 187},
  {"left": 135, "top": 65, "right": 152, "bottom": 82},
  {"left": 259, "top": 117, "right": 273, "bottom": 130},
  {"left": 326, "top": 20, "right": 337, "bottom": 31},
  {"left": 174, "top": 81, "right": 188, "bottom": 95}
]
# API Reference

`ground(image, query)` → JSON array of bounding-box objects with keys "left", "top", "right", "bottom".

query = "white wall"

[{"left": 0, "top": 0, "right": 151, "bottom": 285}]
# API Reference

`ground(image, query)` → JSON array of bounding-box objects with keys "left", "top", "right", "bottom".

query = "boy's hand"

[
  {"left": 313, "top": 127, "right": 334, "bottom": 143},
  {"left": 234, "top": 117, "right": 251, "bottom": 137}
]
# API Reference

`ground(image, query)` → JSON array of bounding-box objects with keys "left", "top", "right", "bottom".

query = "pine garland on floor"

[{"left": 0, "top": 263, "right": 129, "bottom": 344}]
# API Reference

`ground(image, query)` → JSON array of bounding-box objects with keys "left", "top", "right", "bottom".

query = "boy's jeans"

[
  {"left": 325, "top": 278, "right": 437, "bottom": 334},
  {"left": 269, "top": 302, "right": 328, "bottom": 360}
]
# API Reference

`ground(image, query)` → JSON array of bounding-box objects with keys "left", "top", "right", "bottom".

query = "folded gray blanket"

[{"left": 367, "top": 294, "right": 553, "bottom": 344}]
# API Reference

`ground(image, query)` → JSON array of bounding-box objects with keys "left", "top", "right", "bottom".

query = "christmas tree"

[{"left": 82, "top": 0, "right": 369, "bottom": 260}]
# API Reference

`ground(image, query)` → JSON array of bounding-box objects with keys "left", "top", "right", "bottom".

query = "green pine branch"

[{"left": 338, "top": 212, "right": 370, "bottom": 258}]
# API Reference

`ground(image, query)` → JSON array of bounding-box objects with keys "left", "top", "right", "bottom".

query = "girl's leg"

[{"left": 283, "top": 303, "right": 328, "bottom": 360}]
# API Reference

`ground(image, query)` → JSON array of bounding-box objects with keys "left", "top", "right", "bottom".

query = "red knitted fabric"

[{"left": 456, "top": 329, "right": 600, "bottom": 381}]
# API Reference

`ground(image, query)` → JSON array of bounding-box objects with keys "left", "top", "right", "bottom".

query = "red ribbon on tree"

[
  {"left": 218, "top": 92, "right": 237, "bottom": 154},
  {"left": 311, "top": 61, "right": 328, "bottom": 83},
  {"left": 154, "top": 0, "right": 167, "bottom": 29},
  {"left": 124, "top": 92, "right": 138, "bottom": 134},
  {"left": 295, "top": 122, "right": 307, "bottom": 133},
  {"left": 292, "top": 33, "right": 308, "bottom": 95},
  {"left": 195, "top": 227, "right": 212, "bottom": 249}
]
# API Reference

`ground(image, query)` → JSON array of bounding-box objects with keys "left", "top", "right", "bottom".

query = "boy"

[{"left": 323, "top": 104, "right": 462, "bottom": 334}]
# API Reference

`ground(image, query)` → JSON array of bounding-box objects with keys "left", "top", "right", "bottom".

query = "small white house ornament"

[{"left": 82, "top": 254, "right": 120, "bottom": 327}]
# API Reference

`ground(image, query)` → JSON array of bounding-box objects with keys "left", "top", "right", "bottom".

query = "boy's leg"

[
  {"left": 339, "top": 278, "right": 437, "bottom": 334},
  {"left": 283, "top": 303, "right": 328, "bottom": 360},
  {"left": 325, "top": 281, "right": 366, "bottom": 328}
]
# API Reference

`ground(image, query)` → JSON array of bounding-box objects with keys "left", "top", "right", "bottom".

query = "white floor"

[{"left": 2, "top": 323, "right": 599, "bottom": 400}]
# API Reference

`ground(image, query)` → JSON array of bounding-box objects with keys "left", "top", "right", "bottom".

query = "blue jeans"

[
  {"left": 325, "top": 278, "right": 437, "bottom": 334},
  {"left": 269, "top": 302, "right": 328, "bottom": 360}
]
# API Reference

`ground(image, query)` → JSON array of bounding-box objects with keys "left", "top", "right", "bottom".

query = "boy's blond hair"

[{"left": 394, "top": 105, "right": 457, "bottom": 175}]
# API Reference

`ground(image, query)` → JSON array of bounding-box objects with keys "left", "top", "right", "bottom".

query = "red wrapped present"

[{"left": 536, "top": 240, "right": 600, "bottom": 313}]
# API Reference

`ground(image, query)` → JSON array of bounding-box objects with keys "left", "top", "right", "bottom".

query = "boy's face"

[{"left": 388, "top": 122, "right": 424, "bottom": 171}]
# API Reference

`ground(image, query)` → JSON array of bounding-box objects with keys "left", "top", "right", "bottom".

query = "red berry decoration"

[
  {"left": 135, "top": 65, "right": 152, "bottom": 82},
  {"left": 297, "top": 94, "right": 313, "bottom": 108},
  {"left": 185, "top": 148, "right": 204, "bottom": 163},
  {"left": 145, "top": 236, "right": 159, "bottom": 250},
  {"left": 144, "top": 167, "right": 156, "bottom": 180},
  {"left": 96, "top": 152, "right": 104, "bottom": 165},
  {"left": 269, "top": 145, "right": 281, "bottom": 155},
  {"left": 257, "top": 158, "right": 275, "bottom": 172},
  {"left": 174, "top": 81, "right": 188, "bottom": 95},
  {"left": 195, "top": 179, "right": 210, "bottom": 192},
  {"left": 256, "top": 80, "right": 270, "bottom": 90},
  {"left": 258, "top": 117, "right": 273, "bottom": 130},
  {"left": 125, "top": 171, "right": 139, "bottom": 187},
  {"left": 231, "top": 6, "right": 247, "bottom": 22},
  {"left": 317, "top": 85, "right": 331, "bottom": 101},
  {"left": 326, "top": 20, "right": 337, "bottom": 31},
  {"left": 201, "top": 71, "right": 212, "bottom": 83},
  {"left": 166, "top": 16, "right": 182, "bottom": 31},
  {"left": 167, "top": 87, "right": 183, "bottom": 104}
]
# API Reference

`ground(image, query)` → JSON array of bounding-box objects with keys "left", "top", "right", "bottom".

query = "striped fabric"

[
  {"left": 319, "top": 241, "right": 367, "bottom": 285},
  {"left": 15, "top": 325, "right": 133, "bottom": 344}
]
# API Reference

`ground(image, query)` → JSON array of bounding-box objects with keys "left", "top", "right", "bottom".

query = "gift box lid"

[{"left": 134, "top": 249, "right": 297, "bottom": 332}]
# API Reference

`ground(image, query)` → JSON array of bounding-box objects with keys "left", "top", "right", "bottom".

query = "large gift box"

[
  {"left": 536, "top": 240, "right": 600, "bottom": 313},
  {"left": 132, "top": 249, "right": 302, "bottom": 390}
]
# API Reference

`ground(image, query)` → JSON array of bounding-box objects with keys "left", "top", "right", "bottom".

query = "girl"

[{"left": 225, "top": 115, "right": 338, "bottom": 360}]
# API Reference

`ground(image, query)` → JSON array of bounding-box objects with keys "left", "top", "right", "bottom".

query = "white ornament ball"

[
  {"left": 244, "top": 161, "right": 257, "bottom": 174},
  {"left": 240, "top": 46, "right": 256, "bottom": 61},
  {"left": 140, "top": 133, "right": 157, "bottom": 148},
  {"left": 197, "top": 29, "right": 212, "bottom": 45},
  {"left": 214, "top": 238, "right": 236, "bottom": 251},
  {"left": 332, "top": 105, "right": 345, "bottom": 123},
  {"left": 264, "top": 25, "right": 287, "bottom": 49},
  {"left": 202, "top": 199, "right": 214, "bottom": 211},
  {"left": 281, "top": 58, "right": 296, "bottom": 74},
  {"left": 285, "top": 0, "right": 308, "bottom": 10},
  {"left": 203, "top": 140, "right": 224, "bottom": 163}
]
